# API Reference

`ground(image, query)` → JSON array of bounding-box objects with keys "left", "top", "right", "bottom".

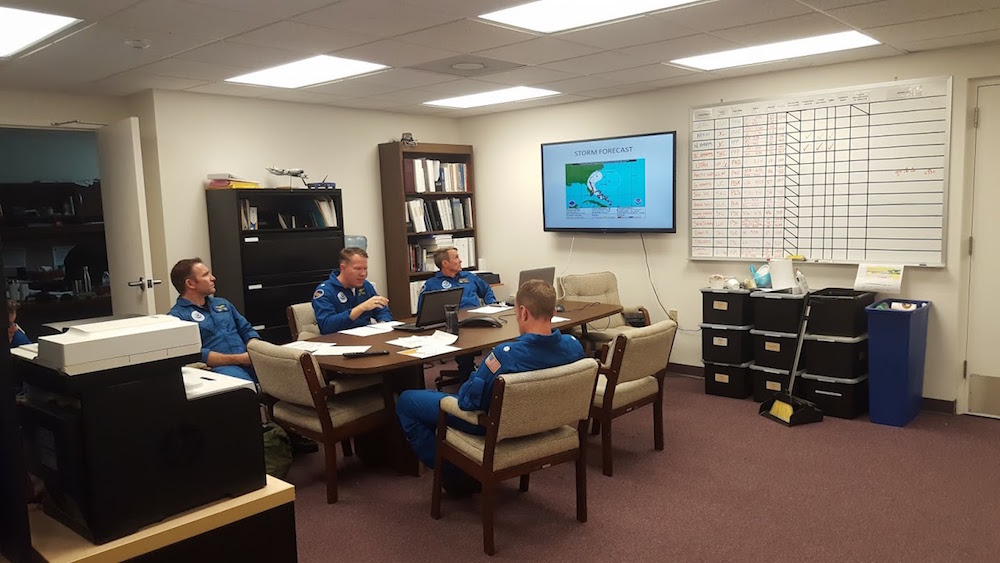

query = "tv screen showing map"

[{"left": 541, "top": 131, "right": 676, "bottom": 233}]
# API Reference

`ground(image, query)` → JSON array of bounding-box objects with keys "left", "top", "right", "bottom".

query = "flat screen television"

[{"left": 541, "top": 131, "right": 676, "bottom": 233}]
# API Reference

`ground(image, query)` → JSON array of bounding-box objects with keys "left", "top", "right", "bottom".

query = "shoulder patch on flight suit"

[
  {"left": 442, "top": 280, "right": 452, "bottom": 289},
  {"left": 485, "top": 352, "right": 501, "bottom": 373},
  {"left": 313, "top": 288, "right": 325, "bottom": 300},
  {"left": 191, "top": 311, "right": 205, "bottom": 322}
]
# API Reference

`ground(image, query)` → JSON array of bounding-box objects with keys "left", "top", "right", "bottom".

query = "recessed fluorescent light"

[
  {"left": 0, "top": 6, "right": 80, "bottom": 58},
  {"left": 671, "top": 31, "right": 880, "bottom": 71},
  {"left": 226, "top": 55, "right": 387, "bottom": 89},
  {"left": 425, "top": 86, "right": 560, "bottom": 109},
  {"left": 479, "top": 0, "right": 701, "bottom": 33}
]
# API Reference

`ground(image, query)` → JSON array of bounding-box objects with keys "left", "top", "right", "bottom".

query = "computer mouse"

[{"left": 555, "top": 305, "right": 564, "bottom": 313}]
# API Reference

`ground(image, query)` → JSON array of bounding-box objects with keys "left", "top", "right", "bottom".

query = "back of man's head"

[
  {"left": 515, "top": 279, "right": 556, "bottom": 319},
  {"left": 170, "top": 258, "right": 203, "bottom": 294},
  {"left": 340, "top": 247, "right": 368, "bottom": 266}
]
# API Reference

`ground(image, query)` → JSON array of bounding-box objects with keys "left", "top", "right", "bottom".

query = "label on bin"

[
  {"left": 714, "top": 373, "right": 730, "bottom": 383},
  {"left": 713, "top": 300, "right": 729, "bottom": 311},
  {"left": 765, "top": 341, "right": 781, "bottom": 352},
  {"left": 766, "top": 381, "right": 781, "bottom": 391},
  {"left": 712, "top": 336, "right": 728, "bottom": 347}
]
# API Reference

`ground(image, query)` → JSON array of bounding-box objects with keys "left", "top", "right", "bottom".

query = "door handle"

[
  {"left": 146, "top": 278, "right": 162, "bottom": 289},
  {"left": 128, "top": 277, "right": 146, "bottom": 291}
]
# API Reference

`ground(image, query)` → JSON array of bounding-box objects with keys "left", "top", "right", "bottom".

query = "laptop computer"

[
  {"left": 504, "top": 266, "right": 556, "bottom": 304},
  {"left": 395, "top": 286, "right": 464, "bottom": 332}
]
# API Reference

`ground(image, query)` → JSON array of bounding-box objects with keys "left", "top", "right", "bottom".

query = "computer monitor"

[{"left": 414, "top": 287, "right": 464, "bottom": 328}]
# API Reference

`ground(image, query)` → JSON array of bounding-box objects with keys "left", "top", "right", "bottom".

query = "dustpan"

[{"left": 759, "top": 295, "right": 824, "bottom": 426}]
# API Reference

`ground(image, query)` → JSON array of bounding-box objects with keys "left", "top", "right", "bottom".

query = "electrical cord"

[
  {"left": 559, "top": 235, "right": 576, "bottom": 275},
  {"left": 639, "top": 233, "right": 700, "bottom": 334}
]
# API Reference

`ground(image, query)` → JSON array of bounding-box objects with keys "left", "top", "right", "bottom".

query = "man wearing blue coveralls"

[
  {"left": 168, "top": 258, "right": 259, "bottom": 382},
  {"left": 419, "top": 246, "right": 497, "bottom": 377},
  {"left": 312, "top": 247, "right": 392, "bottom": 333},
  {"left": 396, "top": 279, "right": 585, "bottom": 495}
]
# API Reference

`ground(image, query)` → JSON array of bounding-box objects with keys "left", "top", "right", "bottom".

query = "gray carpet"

[{"left": 286, "top": 372, "right": 1000, "bottom": 561}]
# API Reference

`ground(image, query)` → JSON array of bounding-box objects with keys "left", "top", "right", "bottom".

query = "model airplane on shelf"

[{"left": 265, "top": 166, "right": 336, "bottom": 189}]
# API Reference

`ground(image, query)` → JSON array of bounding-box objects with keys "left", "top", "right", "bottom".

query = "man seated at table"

[
  {"left": 168, "top": 258, "right": 259, "bottom": 383},
  {"left": 8, "top": 299, "right": 31, "bottom": 348},
  {"left": 313, "top": 247, "right": 392, "bottom": 334},
  {"left": 396, "top": 279, "right": 585, "bottom": 495},
  {"left": 419, "top": 246, "right": 497, "bottom": 378}
]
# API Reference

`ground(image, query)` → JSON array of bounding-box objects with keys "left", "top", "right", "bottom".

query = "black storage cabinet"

[
  {"left": 750, "top": 290, "right": 807, "bottom": 334},
  {"left": 703, "top": 360, "right": 753, "bottom": 399},
  {"left": 798, "top": 373, "right": 869, "bottom": 419},
  {"left": 750, "top": 329, "right": 802, "bottom": 370},
  {"left": 700, "top": 324, "right": 753, "bottom": 365},
  {"left": 701, "top": 288, "right": 753, "bottom": 326},
  {"left": 803, "top": 333, "right": 868, "bottom": 379},
  {"left": 750, "top": 364, "right": 805, "bottom": 403},
  {"left": 808, "top": 288, "right": 875, "bottom": 337}
]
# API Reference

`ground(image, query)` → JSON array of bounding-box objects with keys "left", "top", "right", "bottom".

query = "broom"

[{"left": 759, "top": 294, "right": 823, "bottom": 426}]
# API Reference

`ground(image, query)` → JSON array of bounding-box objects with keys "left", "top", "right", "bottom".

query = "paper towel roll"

[{"left": 890, "top": 302, "right": 916, "bottom": 311}]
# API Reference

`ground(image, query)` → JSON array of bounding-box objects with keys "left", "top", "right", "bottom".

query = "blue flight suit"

[
  {"left": 9, "top": 328, "right": 30, "bottom": 348},
  {"left": 418, "top": 271, "right": 497, "bottom": 311},
  {"left": 419, "top": 271, "right": 497, "bottom": 374},
  {"left": 395, "top": 330, "right": 585, "bottom": 474},
  {"left": 312, "top": 269, "right": 392, "bottom": 334},
  {"left": 168, "top": 296, "right": 260, "bottom": 382}
]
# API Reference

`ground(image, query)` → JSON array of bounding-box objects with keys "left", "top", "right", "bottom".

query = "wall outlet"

[{"left": 668, "top": 308, "right": 678, "bottom": 323}]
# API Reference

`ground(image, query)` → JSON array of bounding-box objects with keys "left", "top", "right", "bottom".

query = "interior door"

[
  {"left": 966, "top": 82, "right": 1000, "bottom": 417},
  {"left": 97, "top": 117, "right": 157, "bottom": 316}
]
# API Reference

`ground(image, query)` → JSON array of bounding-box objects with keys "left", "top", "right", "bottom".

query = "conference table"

[{"left": 308, "top": 300, "right": 623, "bottom": 474}]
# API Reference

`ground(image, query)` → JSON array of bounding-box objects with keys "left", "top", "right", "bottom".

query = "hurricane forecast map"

[{"left": 564, "top": 159, "right": 646, "bottom": 212}]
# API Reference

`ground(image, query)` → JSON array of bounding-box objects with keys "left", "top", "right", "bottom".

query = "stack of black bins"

[
  {"left": 749, "top": 290, "right": 807, "bottom": 402},
  {"left": 701, "top": 288, "right": 754, "bottom": 399},
  {"left": 799, "top": 288, "right": 876, "bottom": 419}
]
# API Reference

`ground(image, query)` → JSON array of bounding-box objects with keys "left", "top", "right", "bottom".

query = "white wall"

[
  {"left": 146, "top": 90, "right": 462, "bottom": 312},
  {"left": 460, "top": 43, "right": 1000, "bottom": 402}
]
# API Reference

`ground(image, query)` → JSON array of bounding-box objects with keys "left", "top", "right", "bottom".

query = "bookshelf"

[
  {"left": 378, "top": 142, "right": 478, "bottom": 318},
  {"left": 205, "top": 188, "right": 345, "bottom": 343}
]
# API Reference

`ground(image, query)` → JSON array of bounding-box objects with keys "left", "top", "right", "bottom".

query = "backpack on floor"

[{"left": 262, "top": 421, "right": 293, "bottom": 479}]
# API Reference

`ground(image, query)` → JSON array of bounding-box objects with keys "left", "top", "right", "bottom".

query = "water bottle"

[
  {"left": 444, "top": 304, "right": 460, "bottom": 336},
  {"left": 82, "top": 266, "right": 92, "bottom": 293},
  {"left": 102, "top": 271, "right": 111, "bottom": 287}
]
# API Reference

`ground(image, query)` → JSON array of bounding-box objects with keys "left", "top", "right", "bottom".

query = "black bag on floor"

[{"left": 262, "top": 422, "right": 292, "bottom": 479}]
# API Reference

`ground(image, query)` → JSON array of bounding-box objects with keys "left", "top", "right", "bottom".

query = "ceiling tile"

[
  {"left": 619, "top": 33, "right": 743, "bottom": 63},
  {"left": 541, "top": 51, "right": 650, "bottom": 75},
  {"left": 183, "top": 0, "right": 336, "bottom": 19},
  {"left": 174, "top": 41, "right": 302, "bottom": 69},
  {"left": 592, "top": 63, "right": 693, "bottom": 83},
  {"left": 334, "top": 40, "right": 460, "bottom": 68},
  {"left": 579, "top": 73, "right": 711, "bottom": 98},
  {"left": 395, "top": 19, "right": 537, "bottom": 53},
  {"left": 136, "top": 58, "right": 250, "bottom": 80},
  {"left": 476, "top": 66, "right": 578, "bottom": 86},
  {"left": 302, "top": 79, "right": 400, "bottom": 97},
  {"left": 104, "top": 0, "right": 274, "bottom": 41},
  {"left": 400, "top": 0, "right": 526, "bottom": 19},
  {"left": 829, "top": 0, "right": 989, "bottom": 29},
  {"left": 293, "top": 0, "right": 457, "bottom": 37},
  {"left": 261, "top": 89, "right": 354, "bottom": 104},
  {"left": 898, "top": 28, "right": 1000, "bottom": 51},
  {"left": 349, "top": 68, "right": 459, "bottom": 88},
  {"left": 329, "top": 97, "right": 407, "bottom": 110},
  {"left": 418, "top": 78, "right": 507, "bottom": 95},
  {"left": 83, "top": 70, "right": 210, "bottom": 96},
  {"left": 713, "top": 13, "right": 851, "bottom": 45},
  {"left": 366, "top": 88, "right": 442, "bottom": 104},
  {"left": 185, "top": 82, "right": 271, "bottom": 97},
  {"left": 865, "top": 10, "right": 1000, "bottom": 44},
  {"left": 536, "top": 75, "right": 623, "bottom": 93},
  {"left": 556, "top": 15, "right": 698, "bottom": 50},
  {"left": 227, "top": 21, "right": 379, "bottom": 54},
  {"left": 474, "top": 37, "right": 601, "bottom": 65},
  {"left": 652, "top": 0, "right": 813, "bottom": 33},
  {"left": 797, "top": 0, "right": 880, "bottom": 9}
]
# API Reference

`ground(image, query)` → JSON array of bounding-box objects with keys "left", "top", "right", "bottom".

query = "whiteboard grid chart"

[{"left": 690, "top": 77, "right": 950, "bottom": 266}]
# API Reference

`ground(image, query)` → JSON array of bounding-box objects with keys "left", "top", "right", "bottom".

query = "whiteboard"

[{"left": 689, "top": 77, "right": 951, "bottom": 267}]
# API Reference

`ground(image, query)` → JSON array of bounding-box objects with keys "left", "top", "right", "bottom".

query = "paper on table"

[
  {"left": 371, "top": 321, "right": 403, "bottom": 328},
  {"left": 312, "top": 345, "right": 371, "bottom": 356},
  {"left": 386, "top": 330, "right": 458, "bottom": 348},
  {"left": 469, "top": 305, "right": 512, "bottom": 314},
  {"left": 398, "top": 344, "right": 460, "bottom": 359},
  {"left": 281, "top": 341, "right": 336, "bottom": 352},
  {"left": 551, "top": 316, "right": 570, "bottom": 323},
  {"left": 338, "top": 324, "right": 396, "bottom": 337}
]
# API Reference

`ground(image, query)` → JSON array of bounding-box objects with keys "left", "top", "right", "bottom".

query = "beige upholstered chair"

[
  {"left": 287, "top": 302, "right": 321, "bottom": 341},
  {"left": 590, "top": 320, "right": 677, "bottom": 477},
  {"left": 247, "top": 340, "right": 391, "bottom": 503},
  {"left": 431, "top": 358, "right": 600, "bottom": 556},
  {"left": 556, "top": 271, "right": 651, "bottom": 355}
]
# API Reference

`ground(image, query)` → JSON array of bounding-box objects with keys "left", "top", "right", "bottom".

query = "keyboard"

[{"left": 394, "top": 322, "right": 445, "bottom": 332}]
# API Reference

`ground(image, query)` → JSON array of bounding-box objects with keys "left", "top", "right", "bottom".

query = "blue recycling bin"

[{"left": 865, "top": 299, "right": 931, "bottom": 426}]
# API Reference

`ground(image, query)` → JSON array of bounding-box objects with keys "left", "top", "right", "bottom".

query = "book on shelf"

[
  {"left": 208, "top": 178, "right": 260, "bottom": 189},
  {"left": 409, "top": 280, "right": 426, "bottom": 315}
]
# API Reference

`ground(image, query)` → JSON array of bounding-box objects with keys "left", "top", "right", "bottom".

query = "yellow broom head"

[{"left": 769, "top": 399, "right": 794, "bottom": 423}]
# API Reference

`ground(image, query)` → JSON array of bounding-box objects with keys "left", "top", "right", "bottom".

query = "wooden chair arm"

[{"left": 439, "top": 395, "right": 487, "bottom": 427}]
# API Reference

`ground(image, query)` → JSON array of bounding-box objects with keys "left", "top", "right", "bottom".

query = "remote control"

[{"left": 343, "top": 350, "right": 390, "bottom": 358}]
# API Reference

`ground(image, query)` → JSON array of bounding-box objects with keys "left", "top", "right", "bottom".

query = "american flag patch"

[{"left": 485, "top": 352, "right": 501, "bottom": 373}]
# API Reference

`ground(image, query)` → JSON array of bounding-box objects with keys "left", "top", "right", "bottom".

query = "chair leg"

[
  {"left": 601, "top": 417, "right": 613, "bottom": 477},
  {"left": 482, "top": 479, "right": 496, "bottom": 556},
  {"left": 341, "top": 438, "right": 354, "bottom": 458},
  {"left": 590, "top": 418, "right": 601, "bottom": 436},
  {"left": 653, "top": 391, "right": 665, "bottom": 451},
  {"left": 324, "top": 441, "right": 339, "bottom": 504},
  {"left": 576, "top": 446, "right": 588, "bottom": 523},
  {"left": 519, "top": 474, "right": 530, "bottom": 492},
  {"left": 431, "top": 459, "right": 443, "bottom": 519}
]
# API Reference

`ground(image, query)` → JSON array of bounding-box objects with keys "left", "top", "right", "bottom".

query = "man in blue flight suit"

[
  {"left": 396, "top": 279, "right": 585, "bottom": 495},
  {"left": 168, "top": 258, "right": 259, "bottom": 382},
  {"left": 313, "top": 247, "right": 392, "bottom": 333},
  {"left": 419, "top": 246, "right": 497, "bottom": 377}
]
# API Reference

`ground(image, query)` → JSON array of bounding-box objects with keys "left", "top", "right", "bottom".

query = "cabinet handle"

[
  {"left": 244, "top": 237, "right": 259, "bottom": 243},
  {"left": 247, "top": 283, "right": 263, "bottom": 290}
]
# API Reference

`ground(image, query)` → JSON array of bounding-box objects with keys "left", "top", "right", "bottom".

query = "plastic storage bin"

[
  {"left": 808, "top": 288, "right": 876, "bottom": 337},
  {"left": 750, "top": 364, "right": 805, "bottom": 403},
  {"left": 865, "top": 299, "right": 931, "bottom": 427},
  {"left": 700, "top": 324, "right": 753, "bottom": 365},
  {"left": 803, "top": 333, "right": 868, "bottom": 379},
  {"left": 750, "top": 290, "right": 807, "bottom": 334},
  {"left": 799, "top": 373, "right": 869, "bottom": 419},
  {"left": 750, "top": 329, "right": 802, "bottom": 370},
  {"left": 701, "top": 288, "right": 753, "bottom": 326},
  {"left": 703, "top": 360, "right": 753, "bottom": 399}
]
